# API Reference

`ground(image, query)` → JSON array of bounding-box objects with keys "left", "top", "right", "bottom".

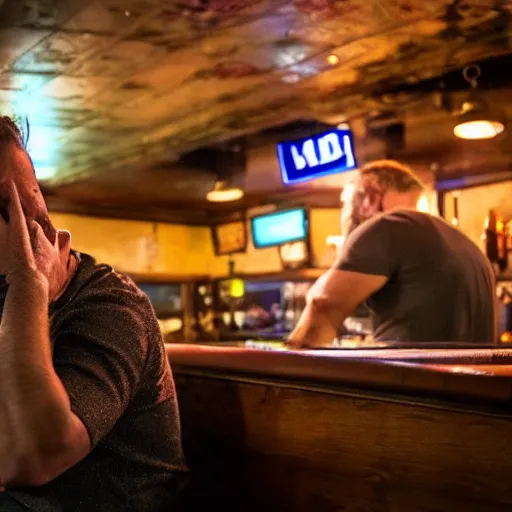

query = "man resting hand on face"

[{"left": 0, "top": 117, "right": 189, "bottom": 511}]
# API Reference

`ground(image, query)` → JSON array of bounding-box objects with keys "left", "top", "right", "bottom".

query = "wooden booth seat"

[{"left": 168, "top": 344, "right": 512, "bottom": 512}]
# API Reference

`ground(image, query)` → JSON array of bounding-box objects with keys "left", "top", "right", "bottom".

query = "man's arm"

[
  {"left": 287, "top": 268, "right": 387, "bottom": 348},
  {"left": 0, "top": 275, "right": 90, "bottom": 487},
  {"left": 288, "top": 214, "right": 397, "bottom": 348}
]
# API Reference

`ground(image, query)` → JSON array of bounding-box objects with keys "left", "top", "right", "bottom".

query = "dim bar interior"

[{"left": 1, "top": 0, "right": 512, "bottom": 510}]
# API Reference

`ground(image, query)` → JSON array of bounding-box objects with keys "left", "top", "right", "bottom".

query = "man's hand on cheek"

[{"left": 2, "top": 181, "right": 71, "bottom": 302}]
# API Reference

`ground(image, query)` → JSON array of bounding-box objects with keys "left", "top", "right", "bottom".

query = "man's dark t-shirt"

[
  {"left": 336, "top": 210, "right": 496, "bottom": 343},
  {"left": 4, "top": 253, "right": 189, "bottom": 511}
]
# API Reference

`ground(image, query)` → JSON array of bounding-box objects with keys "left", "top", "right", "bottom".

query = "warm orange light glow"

[
  {"left": 454, "top": 120, "right": 505, "bottom": 140},
  {"left": 206, "top": 184, "right": 244, "bottom": 202},
  {"left": 158, "top": 318, "right": 183, "bottom": 334},
  {"left": 327, "top": 54, "right": 340, "bottom": 65},
  {"left": 416, "top": 194, "right": 430, "bottom": 213},
  {"left": 501, "top": 332, "right": 512, "bottom": 344},
  {"left": 280, "top": 241, "right": 307, "bottom": 263},
  {"left": 326, "top": 235, "right": 344, "bottom": 247},
  {"left": 341, "top": 182, "right": 356, "bottom": 204}
]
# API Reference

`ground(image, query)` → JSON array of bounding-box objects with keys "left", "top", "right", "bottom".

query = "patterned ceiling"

[{"left": 0, "top": 0, "right": 511, "bottom": 222}]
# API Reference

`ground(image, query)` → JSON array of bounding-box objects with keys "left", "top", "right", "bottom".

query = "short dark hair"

[
  {"left": 0, "top": 115, "right": 37, "bottom": 177},
  {"left": 0, "top": 115, "right": 27, "bottom": 149},
  {"left": 360, "top": 160, "right": 425, "bottom": 194},
  {"left": 0, "top": 115, "right": 57, "bottom": 244}
]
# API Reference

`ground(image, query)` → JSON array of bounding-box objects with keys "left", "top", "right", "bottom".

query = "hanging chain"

[{"left": 463, "top": 64, "right": 481, "bottom": 89}]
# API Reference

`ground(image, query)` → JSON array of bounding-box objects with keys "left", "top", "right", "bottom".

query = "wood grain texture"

[
  {"left": 167, "top": 344, "right": 512, "bottom": 404},
  {"left": 175, "top": 372, "right": 512, "bottom": 511}
]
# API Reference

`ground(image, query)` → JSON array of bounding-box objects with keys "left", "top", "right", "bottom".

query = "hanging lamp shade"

[{"left": 206, "top": 180, "right": 244, "bottom": 202}]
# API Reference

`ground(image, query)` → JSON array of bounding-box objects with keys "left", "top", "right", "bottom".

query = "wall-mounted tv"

[
  {"left": 251, "top": 208, "right": 308, "bottom": 249},
  {"left": 211, "top": 220, "right": 247, "bottom": 256},
  {"left": 277, "top": 127, "right": 357, "bottom": 185}
]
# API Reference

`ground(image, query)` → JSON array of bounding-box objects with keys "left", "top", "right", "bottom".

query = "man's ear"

[{"left": 361, "top": 188, "right": 384, "bottom": 217}]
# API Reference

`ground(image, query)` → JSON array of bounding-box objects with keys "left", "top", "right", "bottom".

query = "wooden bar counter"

[{"left": 168, "top": 344, "right": 512, "bottom": 511}]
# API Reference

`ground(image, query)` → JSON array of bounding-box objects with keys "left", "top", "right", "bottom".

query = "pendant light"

[
  {"left": 206, "top": 180, "right": 244, "bottom": 202},
  {"left": 453, "top": 65, "right": 505, "bottom": 140},
  {"left": 205, "top": 143, "right": 245, "bottom": 202}
]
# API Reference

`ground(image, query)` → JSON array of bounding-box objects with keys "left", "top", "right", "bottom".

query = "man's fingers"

[
  {"left": 6, "top": 181, "right": 34, "bottom": 265},
  {"left": 29, "top": 220, "right": 46, "bottom": 254},
  {"left": 7, "top": 181, "right": 25, "bottom": 229}
]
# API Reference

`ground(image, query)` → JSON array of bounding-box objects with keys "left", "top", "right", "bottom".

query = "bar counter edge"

[{"left": 166, "top": 343, "right": 512, "bottom": 408}]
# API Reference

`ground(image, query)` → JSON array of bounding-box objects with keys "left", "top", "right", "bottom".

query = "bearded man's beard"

[{"left": 345, "top": 188, "right": 384, "bottom": 236}]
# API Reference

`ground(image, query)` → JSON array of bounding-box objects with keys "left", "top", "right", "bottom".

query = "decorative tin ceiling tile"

[
  {"left": 125, "top": 49, "right": 212, "bottom": 92},
  {"left": 100, "top": 0, "right": 162, "bottom": 11},
  {"left": 0, "top": 0, "right": 90, "bottom": 29},
  {"left": 374, "top": 0, "right": 451, "bottom": 22},
  {"left": 12, "top": 31, "right": 115, "bottom": 74},
  {"left": 0, "top": 89, "right": 16, "bottom": 106},
  {"left": 128, "top": 0, "right": 283, "bottom": 50},
  {"left": 42, "top": 75, "right": 113, "bottom": 100},
  {"left": 288, "top": 0, "right": 384, "bottom": 46},
  {"left": 293, "top": 0, "right": 336, "bottom": 17},
  {"left": 0, "top": 0, "right": 510, "bottom": 219},
  {"left": 0, "top": 28, "right": 50, "bottom": 70},
  {"left": 0, "top": 71, "right": 50, "bottom": 91},
  {"left": 89, "top": 84, "right": 148, "bottom": 109},
  {"left": 176, "top": 0, "right": 256, "bottom": 15},
  {"left": 72, "top": 40, "right": 167, "bottom": 78},
  {"left": 62, "top": 1, "right": 142, "bottom": 34}
]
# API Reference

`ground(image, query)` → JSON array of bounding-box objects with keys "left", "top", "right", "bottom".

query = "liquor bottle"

[
  {"left": 498, "top": 285, "right": 512, "bottom": 344},
  {"left": 282, "top": 282, "right": 296, "bottom": 332},
  {"left": 506, "top": 221, "right": 512, "bottom": 271},
  {"left": 484, "top": 209, "right": 508, "bottom": 273}
]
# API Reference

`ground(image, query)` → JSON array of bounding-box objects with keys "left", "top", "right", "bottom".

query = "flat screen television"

[
  {"left": 211, "top": 220, "right": 247, "bottom": 256},
  {"left": 251, "top": 208, "right": 308, "bottom": 249},
  {"left": 277, "top": 127, "right": 357, "bottom": 184}
]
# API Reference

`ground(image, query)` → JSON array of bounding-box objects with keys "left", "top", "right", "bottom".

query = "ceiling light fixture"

[
  {"left": 453, "top": 106, "right": 505, "bottom": 139},
  {"left": 453, "top": 64, "right": 506, "bottom": 140},
  {"left": 206, "top": 181, "right": 244, "bottom": 203},
  {"left": 327, "top": 54, "right": 340, "bottom": 66}
]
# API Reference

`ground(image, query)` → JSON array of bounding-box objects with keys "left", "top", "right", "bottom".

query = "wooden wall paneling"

[{"left": 175, "top": 373, "right": 512, "bottom": 511}]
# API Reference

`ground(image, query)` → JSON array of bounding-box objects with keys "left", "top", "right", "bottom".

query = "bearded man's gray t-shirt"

[{"left": 336, "top": 210, "right": 495, "bottom": 343}]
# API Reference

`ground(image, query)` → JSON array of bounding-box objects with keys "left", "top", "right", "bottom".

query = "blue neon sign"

[{"left": 277, "top": 128, "right": 357, "bottom": 185}]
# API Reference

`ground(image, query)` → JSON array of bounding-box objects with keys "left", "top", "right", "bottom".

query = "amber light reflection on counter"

[{"left": 448, "top": 365, "right": 493, "bottom": 375}]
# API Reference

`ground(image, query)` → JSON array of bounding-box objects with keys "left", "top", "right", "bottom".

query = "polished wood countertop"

[{"left": 166, "top": 343, "right": 512, "bottom": 406}]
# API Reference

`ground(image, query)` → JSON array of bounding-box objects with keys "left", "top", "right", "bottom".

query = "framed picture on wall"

[{"left": 211, "top": 220, "right": 248, "bottom": 256}]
